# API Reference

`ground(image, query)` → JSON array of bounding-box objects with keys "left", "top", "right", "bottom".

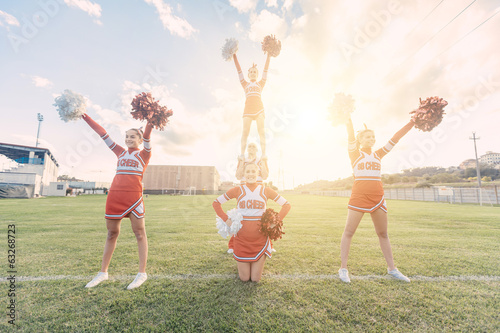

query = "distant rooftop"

[{"left": 0, "top": 142, "right": 59, "bottom": 167}]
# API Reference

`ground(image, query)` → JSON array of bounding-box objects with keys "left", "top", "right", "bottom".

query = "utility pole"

[
  {"left": 469, "top": 132, "right": 482, "bottom": 205},
  {"left": 36, "top": 113, "right": 44, "bottom": 147}
]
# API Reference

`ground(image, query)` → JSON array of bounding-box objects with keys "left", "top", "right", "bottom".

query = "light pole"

[
  {"left": 36, "top": 113, "right": 44, "bottom": 147},
  {"left": 469, "top": 132, "right": 482, "bottom": 205}
]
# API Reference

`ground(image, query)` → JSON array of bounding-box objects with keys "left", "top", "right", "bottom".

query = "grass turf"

[{"left": 0, "top": 194, "right": 498, "bottom": 331}]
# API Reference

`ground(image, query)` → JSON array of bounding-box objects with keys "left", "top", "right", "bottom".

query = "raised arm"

[
  {"left": 346, "top": 117, "right": 359, "bottom": 163},
  {"left": 235, "top": 158, "right": 245, "bottom": 180},
  {"left": 260, "top": 54, "right": 271, "bottom": 87},
  {"left": 233, "top": 53, "right": 242, "bottom": 72},
  {"left": 263, "top": 54, "right": 271, "bottom": 75},
  {"left": 82, "top": 113, "right": 123, "bottom": 156},
  {"left": 138, "top": 122, "right": 153, "bottom": 161},
  {"left": 346, "top": 117, "right": 355, "bottom": 143},
  {"left": 259, "top": 158, "right": 269, "bottom": 180},
  {"left": 376, "top": 120, "right": 414, "bottom": 158},
  {"left": 233, "top": 54, "right": 247, "bottom": 88}
]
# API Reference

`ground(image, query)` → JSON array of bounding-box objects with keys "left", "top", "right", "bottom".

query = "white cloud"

[
  {"left": 266, "top": 0, "right": 278, "bottom": 8},
  {"left": 0, "top": 10, "right": 20, "bottom": 29},
  {"left": 63, "top": 0, "right": 102, "bottom": 17},
  {"left": 31, "top": 76, "right": 53, "bottom": 88},
  {"left": 229, "top": 0, "right": 259, "bottom": 13},
  {"left": 248, "top": 10, "right": 288, "bottom": 42},
  {"left": 283, "top": 0, "right": 294, "bottom": 11},
  {"left": 144, "top": 0, "right": 197, "bottom": 39}
]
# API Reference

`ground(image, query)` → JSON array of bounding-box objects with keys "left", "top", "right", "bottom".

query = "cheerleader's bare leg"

[
  {"left": 340, "top": 209, "right": 364, "bottom": 269},
  {"left": 237, "top": 255, "right": 266, "bottom": 282},
  {"left": 255, "top": 114, "right": 266, "bottom": 156},
  {"left": 241, "top": 117, "right": 253, "bottom": 156},
  {"left": 130, "top": 215, "right": 148, "bottom": 273},
  {"left": 100, "top": 219, "right": 122, "bottom": 272},
  {"left": 250, "top": 255, "right": 266, "bottom": 282},
  {"left": 237, "top": 262, "right": 251, "bottom": 281},
  {"left": 370, "top": 208, "right": 396, "bottom": 271}
]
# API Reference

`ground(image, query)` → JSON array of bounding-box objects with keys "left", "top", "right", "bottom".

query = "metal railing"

[{"left": 310, "top": 186, "right": 500, "bottom": 205}]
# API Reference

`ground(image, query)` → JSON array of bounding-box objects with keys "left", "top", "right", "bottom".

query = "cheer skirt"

[
  {"left": 348, "top": 193, "right": 387, "bottom": 213},
  {"left": 105, "top": 190, "right": 145, "bottom": 220},
  {"left": 233, "top": 219, "right": 272, "bottom": 262},
  {"left": 243, "top": 97, "right": 265, "bottom": 119}
]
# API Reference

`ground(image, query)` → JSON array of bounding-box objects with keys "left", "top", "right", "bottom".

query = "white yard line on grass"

[{"left": 1, "top": 274, "right": 499, "bottom": 282}]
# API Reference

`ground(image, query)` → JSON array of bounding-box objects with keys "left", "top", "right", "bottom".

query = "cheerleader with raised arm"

[
  {"left": 213, "top": 163, "right": 290, "bottom": 282},
  {"left": 82, "top": 114, "right": 154, "bottom": 290},
  {"left": 233, "top": 52, "right": 271, "bottom": 157},
  {"left": 338, "top": 116, "right": 414, "bottom": 283}
]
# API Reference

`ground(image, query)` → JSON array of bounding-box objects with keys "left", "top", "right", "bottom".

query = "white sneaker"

[
  {"left": 127, "top": 273, "right": 148, "bottom": 290},
  {"left": 388, "top": 268, "right": 410, "bottom": 282},
  {"left": 85, "top": 272, "right": 108, "bottom": 288},
  {"left": 227, "top": 249, "right": 234, "bottom": 254},
  {"left": 338, "top": 268, "right": 351, "bottom": 283}
]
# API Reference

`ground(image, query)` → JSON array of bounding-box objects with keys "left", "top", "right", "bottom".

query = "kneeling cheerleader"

[{"left": 213, "top": 163, "right": 290, "bottom": 282}]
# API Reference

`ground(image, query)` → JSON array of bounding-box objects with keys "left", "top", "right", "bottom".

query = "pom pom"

[
  {"left": 216, "top": 218, "right": 230, "bottom": 239},
  {"left": 130, "top": 92, "right": 173, "bottom": 131},
  {"left": 328, "top": 92, "right": 355, "bottom": 126},
  {"left": 221, "top": 38, "right": 239, "bottom": 61},
  {"left": 215, "top": 208, "right": 243, "bottom": 239},
  {"left": 261, "top": 35, "right": 281, "bottom": 57},
  {"left": 227, "top": 208, "right": 243, "bottom": 235},
  {"left": 410, "top": 96, "right": 448, "bottom": 132},
  {"left": 53, "top": 89, "right": 87, "bottom": 122},
  {"left": 259, "top": 208, "right": 284, "bottom": 241}
]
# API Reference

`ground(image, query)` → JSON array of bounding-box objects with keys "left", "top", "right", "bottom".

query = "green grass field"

[{"left": 1, "top": 194, "right": 499, "bottom": 332}]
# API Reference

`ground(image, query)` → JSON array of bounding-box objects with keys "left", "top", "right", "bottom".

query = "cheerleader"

[
  {"left": 339, "top": 116, "right": 414, "bottom": 283},
  {"left": 232, "top": 52, "right": 271, "bottom": 157},
  {"left": 228, "top": 142, "right": 270, "bottom": 254},
  {"left": 82, "top": 114, "right": 153, "bottom": 290},
  {"left": 213, "top": 163, "right": 290, "bottom": 282},
  {"left": 235, "top": 142, "right": 269, "bottom": 183}
]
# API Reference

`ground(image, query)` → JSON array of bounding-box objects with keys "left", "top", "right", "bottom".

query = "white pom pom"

[
  {"left": 227, "top": 208, "right": 243, "bottom": 236},
  {"left": 53, "top": 90, "right": 87, "bottom": 122},
  {"left": 216, "top": 217, "right": 230, "bottom": 238},
  {"left": 328, "top": 92, "right": 355, "bottom": 126},
  {"left": 221, "top": 38, "right": 239, "bottom": 61},
  {"left": 215, "top": 208, "right": 243, "bottom": 239}
]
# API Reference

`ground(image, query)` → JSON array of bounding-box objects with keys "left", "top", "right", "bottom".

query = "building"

[
  {"left": 47, "top": 181, "right": 110, "bottom": 196},
  {"left": 219, "top": 181, "right": 236, "bottom": 192},
  {"left": 458, "top": 159, "right": 477, "bottom": 170},
  {"left": 479, "top": 151, "right": 500, "bottom": 165},
  {"left": 0, "top": 143, "right": 59, "bottom": 198},
  {"left": 143, "top": 165, "right": 220, "bottom": 194}
]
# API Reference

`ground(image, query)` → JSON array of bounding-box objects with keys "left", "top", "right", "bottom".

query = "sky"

[{"left": 0, "top": 0, "right": 499, "bottom": 190}]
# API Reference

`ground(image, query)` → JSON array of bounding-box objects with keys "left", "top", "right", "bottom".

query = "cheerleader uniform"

[
  {"left": 347, "top": 121, "right": 414, "bottom": 213},
  {"left": 230, "top": 156, "right": 269, "bottom": 252},
  {"left": 213, "top": 184, "right": 290, "bottom": 262},
  {"left": 238, "top": 69, "right": 268, "bottom": 119},
  {"left": 83, "top": 114, "right": 152, "bottom": 220}
]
